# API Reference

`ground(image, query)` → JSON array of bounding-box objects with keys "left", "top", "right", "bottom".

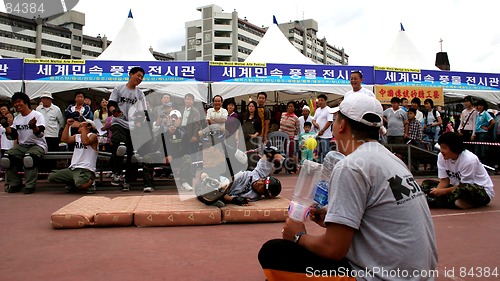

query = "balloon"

[{"left": 304, "top": 137, "right": 317, "bottom": 150}]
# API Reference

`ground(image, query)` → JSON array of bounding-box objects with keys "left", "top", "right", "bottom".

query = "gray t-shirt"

[
  {"left": 325, "top": 142, "right": 437, "bottom": 280},
  {"left": 109, "top": 84, "right": 146, "bottom": 129},
  {"left": 383, "top": 108, "right": 407, "bottom": 137}
]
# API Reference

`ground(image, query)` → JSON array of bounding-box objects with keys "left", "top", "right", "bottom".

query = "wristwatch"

[{"left": 293, "top": 231, "right": 306, "bottom": 243}]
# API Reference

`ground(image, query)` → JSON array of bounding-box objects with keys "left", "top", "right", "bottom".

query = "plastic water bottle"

[
  {"left": 313, "top": 151, "right": 346, "bottom": 207},
  {"left": 288, "top": 160, "right": 322, "bottom": 221}
]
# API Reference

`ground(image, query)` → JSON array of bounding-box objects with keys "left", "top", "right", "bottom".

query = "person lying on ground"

[{"left": 196, "top": 145, "right": 283, "bottom": 207}]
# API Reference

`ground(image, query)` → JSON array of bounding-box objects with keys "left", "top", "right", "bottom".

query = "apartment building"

[{"left": 184, "top": 4, "right": 348, "bottom": 64}]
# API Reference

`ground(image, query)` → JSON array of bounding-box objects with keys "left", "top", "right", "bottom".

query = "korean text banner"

[
  {"left": 374, "top": 66, "right": 500, "bottom": 91},
  {"left": 210, "top": 62, "right": 374, "bottom": 85},
  {"left": 23, "top": 59, "right": 210, "bottom": 82},
  {"left": 0, "top": 58, "right": 23, "bottom": 80},
  {"left": 375, "top": 85, "right": 444, "bottom": 106}
]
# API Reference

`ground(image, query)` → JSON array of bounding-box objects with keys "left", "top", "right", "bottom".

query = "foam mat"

[
  {"left": 94, "top": 196, "right": 142, "bottom": 227},
  {"left": 133, "top": 195, "right": 222, "bottom": 227},
  {"left": 221, "top": 197, "right": 290, "bottom": 223},
  {"left": 51, "top": 196, "right": 111, "bottom": 229},
  {"left": 52, "top": 195, "right": 290, "bottom": 228}
]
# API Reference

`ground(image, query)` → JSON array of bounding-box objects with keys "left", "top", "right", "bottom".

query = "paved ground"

[{"left": 1, "top": 173, "right": 499, "bottom": 281}]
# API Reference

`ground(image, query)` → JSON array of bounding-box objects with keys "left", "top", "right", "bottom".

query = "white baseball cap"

[
  {"left": 331, "top": 93, "right": 383, "bottom": 127},
  {"left": 39, "top": 91, "right": 53, "bottom": 99},
  {"left": 169, "top": 110, "right": 182, "bottom": 118}
]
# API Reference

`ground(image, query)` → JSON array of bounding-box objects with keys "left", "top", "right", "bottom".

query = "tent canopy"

[
  {"left": 212, "top": 21, "right": 352, "bottom": 101},
  {"left": 245, "top": 24, "right": 315, "bottom": 65},
  {"left": 96, "top": 10, "right": 156, "bottom": 61},
  {"left": 378, "top": 28, "right": 436, "bottom": 70}
]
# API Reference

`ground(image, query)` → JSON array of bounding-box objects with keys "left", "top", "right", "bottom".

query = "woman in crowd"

[
  {"left": 241, "top": 101, "right": 262, "bottom": 170},
  {"left": 93, "top": 98, "right": 108, "bottom": 127},
  {"left": 278, "top": 101, "right": 300, "bottom": 172}
]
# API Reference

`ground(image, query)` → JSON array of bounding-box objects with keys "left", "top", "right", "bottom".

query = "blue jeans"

[
  {"left": 317, "top": 138, "right": 330, "bottom": 163},
  {"left": 474, "top": 132, "right": 489, "bottom": 164}
]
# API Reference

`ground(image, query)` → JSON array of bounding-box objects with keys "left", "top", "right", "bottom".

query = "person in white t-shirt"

[
  {"left": 421, "top": 132, "right": 495, "bottom": 209},
  {"left": 1, "top": 92, "right": 48, "bottom": 194},
  {"left": 259, "top": 93, "right": 437, "bottom": 280},
  {"left": 48, "top": 119, "right": 99, "bottom": 194},
  {"left": 200, "top": 95, "right": 228, "bottom": 140},
  {"left": 344, "top": 70, "right": 375, "bottom": 98},
  {"left": 311, "top": 94, "right": 333, "bottom": 163},
  {"left": 107, "top": 66, "right": 146, "bottom": 191}
]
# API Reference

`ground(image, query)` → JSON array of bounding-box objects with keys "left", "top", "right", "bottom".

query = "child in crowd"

[
  {"left": 406, "top": 108, "right": 423, "bottom": 144},
  {"left": 298, "top": 121, "right": 316, "bottom": 165}
]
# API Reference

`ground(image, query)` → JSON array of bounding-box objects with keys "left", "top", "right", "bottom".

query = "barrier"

[{"left": 463, "top": 142, "right": 500, "bottom": 146}]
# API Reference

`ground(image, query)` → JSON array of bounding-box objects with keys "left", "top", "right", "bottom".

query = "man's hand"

[
  {"left": 28, "top": 117, "right": 37, "bottom": 129},
  {"left": 282, "top": 218, "right": 307, "bottom": 241},
  {"left": 67, "top": 118, "right": 75, "bottom": 127},
  {"left": 430, "top": 188, "right": 448, "bottom": 197},
  {"left": 231, "top": 196, "right": 249, "bottom": 206},
  {"left": 309, "top": 206, "right": 327, "bottom": 227},
  {"left": 80, "top": 122, "right": 89, "bottom": 134}
]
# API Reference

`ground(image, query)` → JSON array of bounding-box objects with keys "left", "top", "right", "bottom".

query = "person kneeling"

[
  {"left": 421, "top": 132, "right": 495, "bottom": 209},
  {"left": 49, "top": 119, "right": 98, "bottom": 194}
]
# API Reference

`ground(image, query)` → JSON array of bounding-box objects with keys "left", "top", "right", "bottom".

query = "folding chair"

[{"left": 266, "top": 131, "right": 290, "bottom": 160}]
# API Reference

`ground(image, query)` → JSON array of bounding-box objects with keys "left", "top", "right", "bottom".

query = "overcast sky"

[{"left": 3, "top": 0, "right": 499, "bottom": 73}]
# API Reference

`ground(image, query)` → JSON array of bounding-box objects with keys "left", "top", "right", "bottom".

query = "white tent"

[
  {"left": 245, "top": 24, "right": 315, "bottom": 65},
  {"left": 378, "top": 28, "right": 436, "bottom": 70},
  {"left": 95, "top": 10, "right": 156, "bottom": 61},
  {"left": 375, "top": 25, "right": 500, "bottom": 104},
  {"left": 211, "top": 23, "right": 352, "bottom": 102}
]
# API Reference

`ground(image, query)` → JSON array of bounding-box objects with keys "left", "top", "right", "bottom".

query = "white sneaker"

[
  {"left": 111, "top": 174, "right": 121, "bottom": 186},
  {"left": 143, "top": 186, "right": 154, "bottom": 193},
  {"left": 181, "top": 182, "right": 193, "bottom": 191}
]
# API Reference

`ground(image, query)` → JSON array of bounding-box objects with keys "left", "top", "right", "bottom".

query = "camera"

[{"left": 0, "top": 117, "right": 8, "bottom": 128}]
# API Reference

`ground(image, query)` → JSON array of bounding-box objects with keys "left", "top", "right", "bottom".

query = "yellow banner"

[
  {"left": 24, "top": 58, "right": 85, "bottom": 64},
  {"left": 375, "top": 85, "right": 444, "bottom": 106},
  {"left": 209, "top": 61, "right": 266, "bottom": 67}
]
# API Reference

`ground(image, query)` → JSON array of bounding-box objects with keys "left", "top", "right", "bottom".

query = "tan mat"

[
  {"left": 221, "top": 197, "right": 290, "bottom": 223},
  {"left": 94, "top": 196, "right": 142, "bottom": 227},
  {"left": 133, "top": 195, "right": 222, "bottom": 227},
  {"left": 51, "top": 196, "right": 111, "bottom": 229}
]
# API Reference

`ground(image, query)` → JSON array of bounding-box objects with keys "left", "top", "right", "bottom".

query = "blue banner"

[
  {"left": 210, "top": 62, "right": 374, "bottom": 85},
  {"left": 23, "top": 59, "right": 210, "bottom": 82},
  {"left": 0, "top": 58, "right": 23, "bottom": 81},
  {"left": 374, "top": 66, "right": 500, "bottom": 91}
]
